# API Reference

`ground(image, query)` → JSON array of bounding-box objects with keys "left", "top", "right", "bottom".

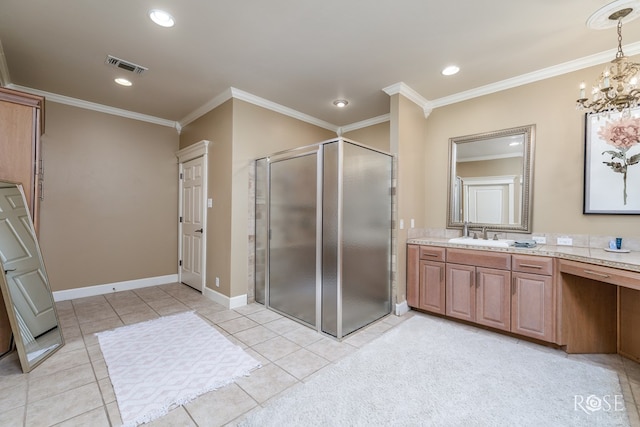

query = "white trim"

[
  {"left": 176, "top": 139, "right": 210, "bottom": 163},
  {"left": 230, "top": 87, "right": 339, "bottom": 132},
  {"left": 395, "top": 300, "right": 409, "bottom": 316},
  {"left": 179, "top": 88, "right": 233, "bottom": 128},
  {"left": 382, "top": 82, "right": 432, "bottom": 118},
  {"left": 52, "top": 274, "right": 178, "bottom": 302},
  {"left": 204, "top": 286, "right": 247, "bottom": 309},
  {"left": 7, "top": 84, "right": 179, "bottom": 130},
  {"left": 339, "top": 114, "right": 390, "bottom": 134}
]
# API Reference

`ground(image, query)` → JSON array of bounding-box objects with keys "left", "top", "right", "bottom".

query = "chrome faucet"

[
  {"left": 481, "top": 226, "right": 488, "bottom": 240},
  {"left": 463, "top": 221, "right": 470, "bottom": 237}
]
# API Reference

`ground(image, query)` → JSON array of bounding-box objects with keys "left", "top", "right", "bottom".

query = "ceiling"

[{"left": 2, "top": 0, "right": 640, "bottom": 129}]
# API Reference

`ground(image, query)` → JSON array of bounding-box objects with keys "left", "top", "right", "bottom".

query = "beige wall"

[
  {"left": 423, "top": 64, "right": 640, "bottom": 237},
  {"left": 39, "top": 102, "right": 179, "bottom": 291},
  {"left": 343, "top": 121, "right": 390, "bottom": 152},
  {"left": 179, "top": 99, "right": 335, "bottom": 299},
  {"left": 457, "top": 157, "right": 522, "bottom": 178},
  {"left": 391, "top": 94, "right": 427, "bottom": 304},
  {"left": 179, "top": 100, "right": 234, "bottom": 297},
  {"left": 231, "top": 100, "right": 335, "bottom": 297}
]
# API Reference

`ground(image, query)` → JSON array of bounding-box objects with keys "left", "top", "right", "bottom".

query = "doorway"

[{"left": 176, "top": 141, "right": 210, "bottom": 293}]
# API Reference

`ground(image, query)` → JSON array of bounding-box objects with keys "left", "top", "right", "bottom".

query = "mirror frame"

[
  {"left": 0, "top": 182, "right": 63, "bottom": 372},
  {"left": 447, "top": 124, "right": 535, "bottom": 233}
]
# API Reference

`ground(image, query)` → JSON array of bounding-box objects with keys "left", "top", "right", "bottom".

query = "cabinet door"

[
  {"left": 419, "top": 260, "right": 445, "bottom": 314},
  {"left": 446, "top": 263, "right": 476, "bottom": 322},
  {"left": 406, "top": 245, "right": 420, "bottom": 308},
  {"left": 511, "top": 272, "right": 554, "bottom": 342},
  {"left": 476, "top": 267, "right": 511, "bottom": 331}
]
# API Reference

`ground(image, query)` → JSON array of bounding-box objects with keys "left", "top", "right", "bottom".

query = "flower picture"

[{"left": 584, "top": 108, "right": 640, "bottom": 214}]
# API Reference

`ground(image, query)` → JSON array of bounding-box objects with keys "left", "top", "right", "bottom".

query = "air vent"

[{"left": 105, "top": 55, "right": 148, "bottom": 75}]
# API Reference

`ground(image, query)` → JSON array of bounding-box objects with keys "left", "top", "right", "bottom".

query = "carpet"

[
  {"left": 96, "top": 311, "right": 260, "bottom": 427},
  {"left": 241, "top": 314, "right": 630, "bottom": 427}
]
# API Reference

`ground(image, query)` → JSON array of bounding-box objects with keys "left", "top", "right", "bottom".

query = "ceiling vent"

[{"left": 105, "top": 55, "right": 148, "bottom": 75}]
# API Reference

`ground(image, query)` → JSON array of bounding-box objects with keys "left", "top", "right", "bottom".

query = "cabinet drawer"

[
  {"left": 559, "top": 259, "right": 640, "bottom": 291},
  {"left": 419, "top": 246, "right": 445, "bottom": 262},
  {"left": 446, "top": 248, "right": 511, "bottom": 270},
  {"left": 512, "top": 254, "right": 553, "bottom": 275}
]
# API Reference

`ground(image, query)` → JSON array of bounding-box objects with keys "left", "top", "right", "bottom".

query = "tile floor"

[{"left": 0, "top": 282, "right": 638, "bottom": 427}]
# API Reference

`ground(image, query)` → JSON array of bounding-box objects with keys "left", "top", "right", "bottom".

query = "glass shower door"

[{"left": 268, "top": 152, "right": 318, "bottom": 326}]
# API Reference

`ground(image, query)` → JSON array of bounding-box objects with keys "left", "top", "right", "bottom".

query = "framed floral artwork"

[{"left": 584, "top": 108, "right": 640, "bottom": 214}]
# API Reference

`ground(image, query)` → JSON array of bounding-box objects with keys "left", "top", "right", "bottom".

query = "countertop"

[{"left": 407, "top": 237, "right": 640, "bottom": 273}]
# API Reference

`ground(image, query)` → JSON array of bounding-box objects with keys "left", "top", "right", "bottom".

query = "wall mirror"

[
  {"left": 447, "top": 124, "right": 535, "bottom": 233},
  {"left": 0, "top": 181, "right": 63, "bottom": 372}
]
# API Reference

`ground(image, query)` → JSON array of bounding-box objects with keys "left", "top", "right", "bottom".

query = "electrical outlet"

[
  {"left": 410, "top": 218, "right": 415, "bottom": 228},
  {"left": 399, "top": 219, "right": 404, "bottom": 230},
  {"left": 215, "top": 277, "right": 220, "bottom": 287},
  {"left": 557, "top": 236, "right": 573, "bottom": 246},
  {"left": 532, "top": 236, "right": 546, "bottom": 244}
]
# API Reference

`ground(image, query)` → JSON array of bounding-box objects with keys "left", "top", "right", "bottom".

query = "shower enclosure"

[{"left": 255, "top": 138, "right": 392, "bottom": 339}]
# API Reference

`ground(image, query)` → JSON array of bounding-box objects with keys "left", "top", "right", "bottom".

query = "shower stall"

[{"left": 254, "top": 138, "right": 393, "bottom": 339}]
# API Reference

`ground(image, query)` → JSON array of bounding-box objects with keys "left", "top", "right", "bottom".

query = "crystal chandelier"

[{"left": 577, "top": 8, "right": 640, "bottom": 115}]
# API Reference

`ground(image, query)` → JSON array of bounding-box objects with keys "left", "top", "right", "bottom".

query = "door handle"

[
  {"left": 195, "top": 229, "right": 203, "bottom": 233},
  {"left": 3, "top": 268, "right": 15, "bottom": 275}
]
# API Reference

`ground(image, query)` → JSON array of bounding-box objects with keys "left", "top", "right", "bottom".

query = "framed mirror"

[
  {"left": 447, "top": 125, "right": 535, "bottom": 233},
  {"left": 0, "top": 181, "right": 63, "bottom": 372}
]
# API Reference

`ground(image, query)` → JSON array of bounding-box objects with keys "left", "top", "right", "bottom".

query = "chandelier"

[{"left": 577, "top": 7, "right": 640, "bottom": 115}]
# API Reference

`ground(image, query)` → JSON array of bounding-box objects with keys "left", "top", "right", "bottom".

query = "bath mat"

[{"left": 96, "top": 311, "right": 260, "bottom": 427}]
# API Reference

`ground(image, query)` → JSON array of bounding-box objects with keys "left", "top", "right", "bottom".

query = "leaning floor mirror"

[{"left": 0, "top": 180, "right": 63, "bottom": 372}]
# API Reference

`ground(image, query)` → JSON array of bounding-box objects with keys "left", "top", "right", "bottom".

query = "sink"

[{"left": 447, "top": 236, "right": 515, "bottom": 248}]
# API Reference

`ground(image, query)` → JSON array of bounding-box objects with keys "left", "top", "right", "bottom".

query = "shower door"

[{"left": 268, "top": 152, "right": 318, "bottom": 326}]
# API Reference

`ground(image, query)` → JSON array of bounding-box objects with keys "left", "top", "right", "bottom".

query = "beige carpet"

[
  {"left": 97, "top": 311, "right": 260, "bottom": 427},
  {"left": 241, "top": 314, "right": 629, "bottom": 426}
]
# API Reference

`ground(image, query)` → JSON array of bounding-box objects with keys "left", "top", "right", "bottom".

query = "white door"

[
  {"left": 180, "top": 157, "right": 206, "bottom": 292},
  {"left": 0, "top": 186, "right": 57, "bottom": 337},
  {"left": 467, "top": 185, "right": 507, "bottom": 224}
]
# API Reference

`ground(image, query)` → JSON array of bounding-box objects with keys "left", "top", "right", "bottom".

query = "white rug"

[
  {"left": 96, "top": 311, "right": 260, "bottom": 427},
  {"left": 241, "top": 314, "right": 630, "bottom": 427}
]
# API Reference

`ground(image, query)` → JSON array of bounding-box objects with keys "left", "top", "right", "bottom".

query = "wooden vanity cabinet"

[
  {"left": 446, "top": 249, "right": 512, "bottom": 331},
  {"left": 511, "top": 255, "right": 555, "bottom": 342},
  {"left": 407, "top": 245, "right": 446, "bottom": 314}
]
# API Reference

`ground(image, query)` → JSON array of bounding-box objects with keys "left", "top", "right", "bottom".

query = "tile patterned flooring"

[{"left": 0, "top": 282, "right": 638, "bottom": 426}]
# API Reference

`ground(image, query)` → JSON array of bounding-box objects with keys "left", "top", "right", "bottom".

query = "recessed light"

[
  {"left": 333, "top": 99, "right": 348, "bottom": 108},
  {"left": 441, "top": 65, "right": 460, "bottom": 76},
  {"left": 149, "top": 9, "right": 175, "bottom": 27},
  {"left": 509, "top": 141, "right": 521, "bottom": 146},
  {"left": 115, "top": 78, "right": 132, "bottom": 87}
]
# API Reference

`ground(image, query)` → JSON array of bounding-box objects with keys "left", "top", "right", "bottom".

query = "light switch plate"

[
  {"left": 532, "top": 236, "right": 546, "bottom": 244},
  {"left": 557, "top": 237, "right": 573, "bottom": 246}
]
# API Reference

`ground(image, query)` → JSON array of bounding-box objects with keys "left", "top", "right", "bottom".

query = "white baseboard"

[
  {"left": 203, "top": 286, "right": 247, "bottom": 309},
  {"left": 52, "top": 274, "right": 179, "bottom": 302},
  {"left": 395, "top": 300, "right": 409, "bottom": 316}
]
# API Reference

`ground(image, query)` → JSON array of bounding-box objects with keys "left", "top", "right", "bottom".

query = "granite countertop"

[{"left": 407, "top": 237, "right": 640, "bottom": 273}]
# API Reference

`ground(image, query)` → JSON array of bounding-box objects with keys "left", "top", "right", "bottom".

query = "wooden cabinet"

[
  {"left": 511, "top": 254, "right": 555, "bottom": 342},
  {"left": 0, "top": 87, "right": 45, "bottom": 233},
  {"left": 0, "top": 87, "right": 44, "bottom": 356},
  {"left": 408, "top": 245, "right": 557, "bottom": 343},
  {"left": 446, "top": 249, "right": 511, "bottom": 331},
  {"left": 407, "top": 245, "right": 445, "bottom": 314}
]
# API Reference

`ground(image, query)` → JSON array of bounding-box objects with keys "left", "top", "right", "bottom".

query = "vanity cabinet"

[
  {"left": 408, "top": 245, "right": 557, "bottom": 343},
  {"left": 407, "top": 245, "right": 445, "bottom": 314},
  {"left": 446, "top": 249, "right": 511, "bottom": 331},
  {"left": 511, "top": 255, "right": 555, "bottom": 342}
]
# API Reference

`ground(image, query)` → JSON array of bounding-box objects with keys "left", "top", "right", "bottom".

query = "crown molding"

[
  {"left": 429, "top": 41, "right": 640, "bottom": 109},
  {"left": 179, "top": 88, "right": 233, "bottom": 128},
  {"left": 7, "top": 84, "right": 179, "bottom": 130},
  {"left": 383, "top": 82, "right": 432, "bottom": 118},
  {"left": 230, "top": 87, "right": 339, "bottom": 132},
  {"left": 339, "top": 114, "right": 390, "bottom": 135}
]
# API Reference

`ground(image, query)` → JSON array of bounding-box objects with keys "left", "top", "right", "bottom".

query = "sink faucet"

[
  {"left": 481, "top": 226, "right": 488, "bottom": 240},
  {"left": 463, "top": 221, "right": 470, "bottom": 237}
]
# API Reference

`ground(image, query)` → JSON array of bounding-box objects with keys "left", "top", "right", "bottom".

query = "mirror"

[
  {"left": 447, "top": 125, "right": 535, "bottom": 233},
  {"left": 0, "top": 181, "right": 63, "bottom": 372}
]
